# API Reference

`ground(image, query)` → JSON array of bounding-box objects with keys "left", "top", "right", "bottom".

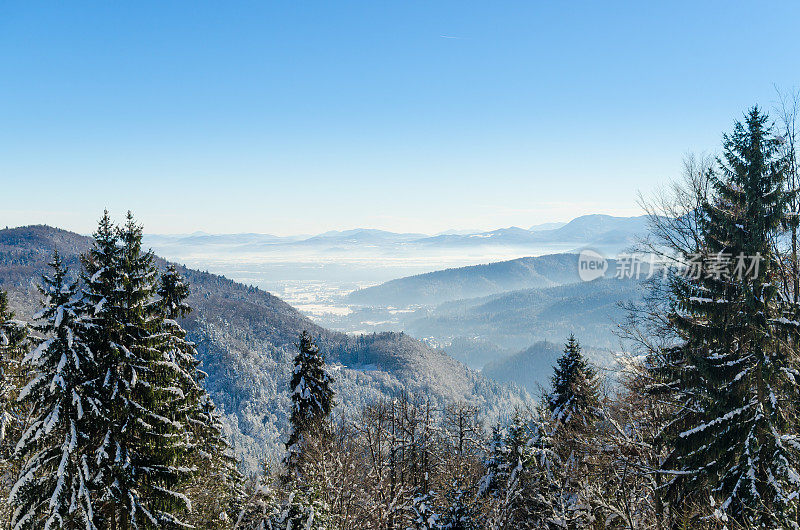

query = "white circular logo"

[{"left": 578, "top": 249, "right": 607, "bottom": 282}]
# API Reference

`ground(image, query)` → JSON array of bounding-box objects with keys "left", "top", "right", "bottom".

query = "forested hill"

[
  {"left": 0, "top": 225, "right": 528, "bottom": 470},
  {"left": 347, "top": 253, "right": 620, "bottom": 307}
]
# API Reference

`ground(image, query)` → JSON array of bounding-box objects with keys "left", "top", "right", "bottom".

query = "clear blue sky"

[{"left": 2, "top": 1, "right": 799, "bottom": 235}]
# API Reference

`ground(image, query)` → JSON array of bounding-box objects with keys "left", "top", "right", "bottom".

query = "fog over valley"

[{"left": 142, "top": 214, "right": 648, "bottom": 375}]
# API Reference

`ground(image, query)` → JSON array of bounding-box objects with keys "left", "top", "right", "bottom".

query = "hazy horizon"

[{"left": 5, "top": 210, "right": 643, "bottom": 237}]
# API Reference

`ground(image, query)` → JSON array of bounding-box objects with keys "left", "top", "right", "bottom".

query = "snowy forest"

[{"left": 2, "top": 104, "right": 800, "bottom": 529}]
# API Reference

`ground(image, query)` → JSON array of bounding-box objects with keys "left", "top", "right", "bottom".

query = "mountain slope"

[
  {"left": 529, "top": 221, "right": 567, "bottom": 231},
  {"left": 0, "top": 225, "right": 527, "bottom": 470},
  {"left": 347, "top": 253, "right": 604, "bottom": 307},
  {"left": 404, "top": 277, "right": 640, "bottom": 369},
  {"left": 482, "top": 341, "right": 562, "bottom": 394},
  {"left": 541, "top": 214, "right": 649, "bottom": 242}
]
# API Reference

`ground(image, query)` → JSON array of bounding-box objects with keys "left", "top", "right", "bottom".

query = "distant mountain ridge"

[
  {"left": 346, "top": 253, "right": 587, "bottom": 307},
  {"left": 529, "top": 221, "right": 567, "bottom": 231},
  {"left": 414, "top": 214, "right": 648, "bottom": 247},
  {"left": 142, "top": 213, "right": 649, "bottom": 254},
  {"left": 408, "top": 277, "right": 640, "bottom": 354},
  {"left": 0, "top": 225, "right": 527, "bottom": 471},
  {"left": 336, "top": 251, "right": 638, "bottom": 378},
  {"left": 299, "top": 228, "right": 427, "bottom": 245},
  {"left": 543, "top": 214, "right": 649, "bottom": 241}
]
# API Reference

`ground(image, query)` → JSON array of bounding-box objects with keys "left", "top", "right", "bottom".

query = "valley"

[
  {"left": 142, "top": 214, "right": 649, "bottom": 380},
  {"left": 0, "top": 215, "right": 648, "bottom": 471}
]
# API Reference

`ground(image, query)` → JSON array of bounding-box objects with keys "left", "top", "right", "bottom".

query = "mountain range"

[
  {"left": 317, "top": 252, "right": 640, "bottom": 377},
  {"left": 404, "top": 277, "right": 639, "bottom": 368},
  {"left": 346, "top": 253, "right": 598, "bottom": 307},
  {"left": 0, "top": 225, "right": 528, "bottom": 471},
  {"left": 143, "top": 213, "right": 649, "bottom": 255}
]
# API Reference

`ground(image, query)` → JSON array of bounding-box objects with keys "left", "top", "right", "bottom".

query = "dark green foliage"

[
  {"left": 657, "top": 107, "right": 800, "bottom": 526},
  {"left": 158, "top": 265, "right": 244, "bottom": 526},
  {"left": 480, "top": 413, "right": 536, "bottom": 527},
  {"left": 7, "top": 215, "right": 242, "bottom": 529},
  {"left": 82, "top": 211, "right": 191, "bottom": 528},
  {"left": 479, "top": 413, "right": 545, "bottom": 529},
  {"left": 236, "top": 481, "right": 336, "bottom": 529},
  {"left": 548, "top": 334, "right": 599, "bottom": 426},
  {"left": 479, "top": 425, "right": 511, "bottom": 501},
  {"left": 440, "top": 486, "right": 481, "bottom": 530},
  {"left": 410, "top": 490, "right": 440, "bottom": 529},
  {"left": 285, "top": 331, "right": 334, "bottom": 473},
  {"left": 480, "top": 408, "right": 594, "bottom": 530}
]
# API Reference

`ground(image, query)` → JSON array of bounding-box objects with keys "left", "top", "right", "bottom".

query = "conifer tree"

[
  {"left": 11, "top": 253, "right": 99, "bottom": 529},
  {"left": 158, "top": 266, "right": 222, "bottom": 460},
  {"left": 481, "top": 411, "right": 588, "bottom": 529},
  {"left": 83, "top": 211, "right": 190, "bottom": 528},
  {"left": 0, "top": 289, "right": 29, "bottom": 526},
  {"left": 545, "top": 338, "right": 599, "bottom": 527},
  {"left": 530, "top": 415, "right": 593, "bottom": 529},
  {"left": 440, "top": 487, "right": 480, "bottom": 530},
  {"left": 657, "top": 107, "right": 800, "bottom": 526},
  {"left": 480, "top": 413, "right": 535, "bottom": 528},
  {"left": 0, "top": 289, "right": 28, "bottom": 448},
  {"left": 478, "top": 425, "right": 511, "bottom": 500},
  {"left": 410, "top": 490, "right": 441, "bottom": 530},
  {"left": 77, "top": 210, "right": 123, "bottom": 527},
  {"left": 236, "top": 481, "right": 336, "bottom": 530},
  {"left": 158, "top": 265, "right": 243, "bottom": 526},
  {"left": 548, "top": 334, "right": 599, "bottom": 427},
  {"left": 285, "top": 331, "right": 334, "bottom": 474}
]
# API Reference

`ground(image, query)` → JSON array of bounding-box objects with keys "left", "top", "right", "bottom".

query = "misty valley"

[{"left": 143, "top": 213, "right": 647, "bottom": 378}]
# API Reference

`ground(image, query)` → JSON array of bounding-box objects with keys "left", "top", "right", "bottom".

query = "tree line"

[{"left": 2, "top": 102, "right": 800, "bottom": 528}]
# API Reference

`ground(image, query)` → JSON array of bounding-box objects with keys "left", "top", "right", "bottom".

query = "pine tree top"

[
  {"left": 159, "top": 265, "right": 192, "bottom": 319},
  {"left": 548, "top": 334, "right": 599, "bottom": 426}
]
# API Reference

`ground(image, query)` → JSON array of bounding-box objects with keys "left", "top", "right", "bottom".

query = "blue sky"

[{"left": 2, "top": 1, "right": 799, "bottom": 235}]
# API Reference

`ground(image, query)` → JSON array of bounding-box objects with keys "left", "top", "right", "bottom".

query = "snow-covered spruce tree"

[
  {"left": 439, "top": 486, "right": 480, "bottom": 530},
  {"left": 158, "top": 265, "right": 244, "bottom": 527},
  {"left": 0, "top": 289, "right": 28, "bottom": 443},
  {"left": 478, "top": 424, "right": 511, "bottom": 501},
  {"left": 548, "top": 334, "right": 599, "bottom": 427},
  {"left": 532, "top": 415, "right": 593, "bottom": 529},
  {"left": 10, "top": 252, "right": 100, "bottom": 529},
  {"left": 76, "top": 211, "right": 123, "bottom": 528},
  {"left": 235, "top": 480, "right": 336, "bottom": 530},
  {"left": 410, "top": 490, "right": 441, "bottom": 530},
  {"left": 545, "top": 335, "right": 598, "bottom": 525},
  {"left": 480, "top": 413, "right": 537, "bottom": 528},
  {"left": 284, "top": 331, "right": 334, "bottom": 475},
  {"left": 0, "top": 289, "right": 29, "bottom": 526},
  {"left": 84, "top": 212, "right": 190, "bottom": 528},
  {"left": 480, "top": 411, "right": 588, "bottom": 529},
  {"left": 657, "top": 107, "right": 800, "bottom": 526}
]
